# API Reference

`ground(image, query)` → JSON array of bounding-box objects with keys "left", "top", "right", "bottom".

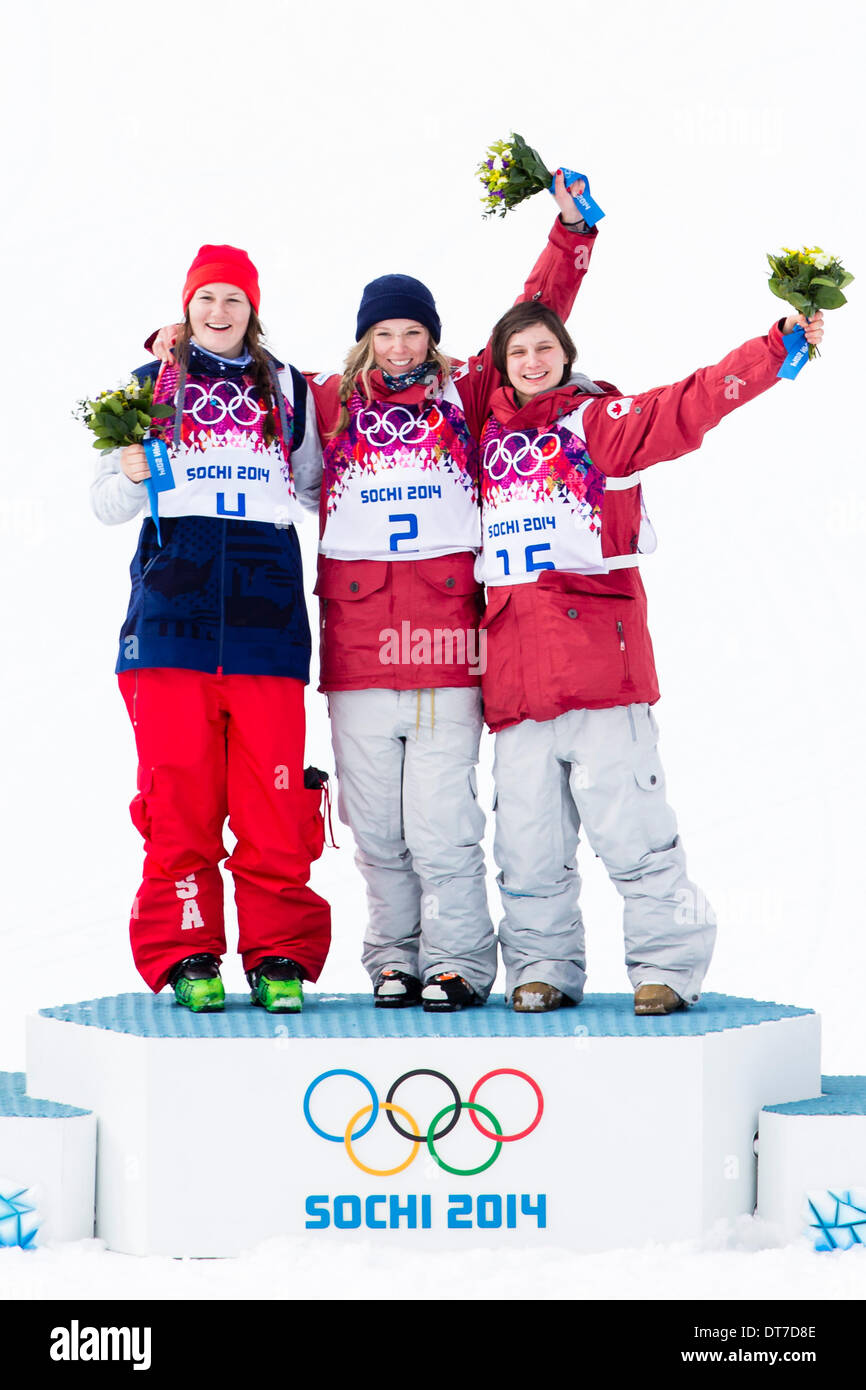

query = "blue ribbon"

[
  {"left": 777, "top": 325, "right": 811, "bottom": 381},
  {"left": 142, "top": 437, "right": 175, "bottom": 547},
  {"left": 551, "top": 168, "right": 605, "bottom": 227}
]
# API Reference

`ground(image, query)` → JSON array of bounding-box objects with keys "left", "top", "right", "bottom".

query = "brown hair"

[
  {"left": 174, "top": 309, "right": 280, "bottom": 447},
  {"left": 328, "top": 327, "right": 453, "bottom": 439},
  {"left": 490, "top": 302, "right": 577, "bottom": 389}
]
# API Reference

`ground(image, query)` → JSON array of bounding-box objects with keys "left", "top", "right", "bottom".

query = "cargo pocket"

[
  {"left": 629, "top": 743, "right": 678, "bottom": 859},
  {"left": 453, "top": 766, "right": 486, "bottom": 848},
  {"left": 129, "top": 766, "right": 154, "bottom": 843},
  {"left": 314, "top": 560, "right": 390, "bottom": 679}
]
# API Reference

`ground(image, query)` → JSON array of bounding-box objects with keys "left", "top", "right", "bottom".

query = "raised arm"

[
  {"left": 580, "top": 313, "right": 825, "bottom": 479},
  {"left": 518, "top": 170, "right": 597, "bottom": 318},
  {"left": 458, "top": 171, "right": 598, "bottom": 435}
]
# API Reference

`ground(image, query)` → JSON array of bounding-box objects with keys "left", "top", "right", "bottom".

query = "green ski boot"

[
  {"left": 247, "top": 957, "right": 304, "bottom": 1013},
  {"left": 168, "top": 954, "right": 225, "bottom": 1012}
]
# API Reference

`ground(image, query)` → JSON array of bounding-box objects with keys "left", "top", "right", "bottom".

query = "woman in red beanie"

[
  {"left": 93, "top": 244, "right": 331, "bottom": 1014},
  {"left": 149, "top": 176, "right": 596, "bottom": 1010}
]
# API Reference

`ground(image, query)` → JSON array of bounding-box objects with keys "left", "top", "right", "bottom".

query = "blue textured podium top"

[
  {"left": 0, "top": 1071, "right": 90, "bottom": 1118},
  {"left": 763, "top": 1076, "right": 866, "bottom": 1116},
  {"left": 37, "top": 992, "right": 814, "bottom": 1041}
]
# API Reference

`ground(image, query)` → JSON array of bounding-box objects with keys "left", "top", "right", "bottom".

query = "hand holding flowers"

[
  {"left": 477, "top": 134, "right": 603, "bottom": 225},
  {"left": 75, "top": 375, "right": 173, "bottom": 455}
]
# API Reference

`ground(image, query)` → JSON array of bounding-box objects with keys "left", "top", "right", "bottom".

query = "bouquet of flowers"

[
  {"left": 75, "top": 374, "right": 173, "bottom": 452},
  {"left": 767, "top": 247, "right": 854, "bottom": 359},
  {"left": 477, "top": 133, "right": 603, "bottom": 225},
  {"left": 477, "top": 134, "right": 553, "bottom": 217}
]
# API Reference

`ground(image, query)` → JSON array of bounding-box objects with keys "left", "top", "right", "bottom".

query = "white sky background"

[
  {"left": 1, "top": 0, "right": 864, "bottom": 1050},
  {"left": 0, "top": 0, "right": 865, "bottom": 1297}
]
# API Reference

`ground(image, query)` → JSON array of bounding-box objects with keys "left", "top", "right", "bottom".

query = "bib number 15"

[{"left": 495, "top": 542, "right": 555, "bottom": 577}]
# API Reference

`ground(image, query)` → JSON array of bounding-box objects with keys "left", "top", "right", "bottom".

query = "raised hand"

[
  {"left": 152, "top": 324, "right": 182, "bottom": 364},
  {"left": 782, "top": 309, "right": 825, "bottom": 345},
  {"left": 553, "top": 168, "right": 587, "bottom": 226}
]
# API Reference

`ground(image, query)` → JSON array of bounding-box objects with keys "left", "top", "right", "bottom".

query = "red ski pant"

[{"left": 119, "top": 668, "right": 331, "bottom": 992}]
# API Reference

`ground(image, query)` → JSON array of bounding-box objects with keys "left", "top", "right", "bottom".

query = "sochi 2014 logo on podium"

[{"left": 302, "top": 1067, "right": 547, "bottom": 1233}]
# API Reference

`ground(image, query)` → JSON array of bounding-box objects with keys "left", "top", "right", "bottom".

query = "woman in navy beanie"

[{"left": 310, "top": 172, "right": 597, "bottom": 1011}]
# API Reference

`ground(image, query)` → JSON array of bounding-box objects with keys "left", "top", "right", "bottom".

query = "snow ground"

[
  {"left": 2, "top": 1223, "right": 865, "bottom": 1303},
  {"left": 1, "top": 0, "right": 864, "bottom": 1302}
]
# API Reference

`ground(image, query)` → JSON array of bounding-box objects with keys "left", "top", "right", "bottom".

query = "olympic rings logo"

[
  {"left": 180, "top": 380, "right": 265, "bottom": 427},
  {"left": 357, "top": 405, "right": 433, "bottom": 448},
  {"left": 483, "top": 432, "right": 561, "bottom": 480},
  {"left": 303, "top": 1068, "right": 543, "bottom": 1178}
]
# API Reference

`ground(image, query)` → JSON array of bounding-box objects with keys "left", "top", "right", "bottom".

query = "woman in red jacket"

[
  {"left": 478, "top": 300, "right": 824, "bottom": 1013},
  {"left": 310, "top": 175, "right": 595, "bottom": 1010}
]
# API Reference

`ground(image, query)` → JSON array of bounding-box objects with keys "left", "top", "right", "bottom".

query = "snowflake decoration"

[
  {"left": 0, "top": 1184, "right": 39, "bottom": 1249},
  {"left": 805, "top": 1188, "right": 866, "bottom": 1252}
]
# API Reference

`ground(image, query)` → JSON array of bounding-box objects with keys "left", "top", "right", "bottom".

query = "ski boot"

[
  {"left": 511, "top": 982, "right": 577, "bottom": 1013},
  {"left": 247, "top": 957, "right": 304, "bottom": 1013},
  {"left": 634, "top": 984, "right": 685, "bottom": 1015},
  {"left": 421, "top": 972, "right": 478, "bottom": 1013},
  {"left": 168, "top": 954, "right": 225, "bottom": 1013},
  {"left": 374, "top": 969, "right": 422, "bottom": 1008}
]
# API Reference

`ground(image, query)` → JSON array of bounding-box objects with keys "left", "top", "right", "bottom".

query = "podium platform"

[
  {"left": 25, "top": 991, "right": 820, "bottom": 1256},
  {"left": 758, "top": 1076, "right": 866, "bottom": 1248},
  {"left": 0, "top": 1071, "right": 95, "bottom": 1245}
]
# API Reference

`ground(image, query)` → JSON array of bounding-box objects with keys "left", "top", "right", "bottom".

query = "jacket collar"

[
  {"left": 355, "top": 367, "right": 441, "bottom": 404},
  {"left": 489, "top": 371, "right": 614, "bottom": 428},
  {"left": 187, "top": 341, "right": 284, "bottom": 380}
]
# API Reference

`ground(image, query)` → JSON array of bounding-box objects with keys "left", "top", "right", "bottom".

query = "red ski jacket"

[
  {"left": 310, "top": 217, "right": 597, "bottom": 693},
  {"left": 479, "top": 321, "right": 790, "bottom": 731}
]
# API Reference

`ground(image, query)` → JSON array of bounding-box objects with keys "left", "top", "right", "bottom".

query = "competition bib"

[
  {"left": 320, "top": 379, "right": 480, "bottom": 559},
  {"left": 153, "top": 367, "right": 303, "bottom": 527},
  {"left": 478, "top": 411, "right": 655, "bottom": 585}
]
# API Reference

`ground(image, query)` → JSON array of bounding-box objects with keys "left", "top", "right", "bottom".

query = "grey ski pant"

[
  {"left": 328, "top": 687, "right": 497, "bottom": 995},
  {"left": 492, "top": 703, "right": 715, "bottom": 1003}
]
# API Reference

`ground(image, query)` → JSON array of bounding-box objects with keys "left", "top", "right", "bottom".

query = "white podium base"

[
  {"left": 757, "top": 1077, "right": 866, "bottom": 1248},
  {"left": 27, "top": 993, "right": 820, "bottom": 1257},
  {"left": 0, "top": 1071, "right": 95, "bottom": 1245}
]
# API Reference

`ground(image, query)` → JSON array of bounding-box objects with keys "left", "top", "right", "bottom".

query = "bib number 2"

[{"left": 389, "top": 512, "right": 419, "bottom": 553}]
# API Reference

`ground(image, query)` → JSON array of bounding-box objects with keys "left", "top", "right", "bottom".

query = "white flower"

[{"left": 813, "top": 252, "right": 832, "bottom": 270}]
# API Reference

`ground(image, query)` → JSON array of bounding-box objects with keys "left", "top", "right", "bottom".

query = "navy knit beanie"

[{"left": 355, "top": 273, "right": 441, "bottom": 343}]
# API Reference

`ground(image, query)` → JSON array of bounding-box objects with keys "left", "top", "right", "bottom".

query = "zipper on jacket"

[
  {"left": 616, "top": 619, "right": 630, "bottom": 681},
  {"left": 132, "top": 670, "right": 139, "bottom": 728},
  {"left": 217, "top": 522, "right": 227, "bottom": 673}
]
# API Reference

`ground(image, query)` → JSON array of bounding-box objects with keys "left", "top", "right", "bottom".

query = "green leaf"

[
  {"left": 812, "top": 285, "right": 847, "bottom": 310},
  {"left": 150, "top": 403, "right": 174, "bottom": 419},
  {"left": 95, "top": 415, "right": 126, "bottom": 440},
  {"left": 837, "top": 270, "right": 855, "bottom": 289},
  {"left": 808, "top": 275, "right": 839, "bottom": 288},
  {"left": 103, "top": 397, "right": 124, "bottom": 416},
  {"left": 93, "top": 437, "right": 118, "bottom": 452}
]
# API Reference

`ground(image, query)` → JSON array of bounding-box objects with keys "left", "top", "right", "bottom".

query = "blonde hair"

[{"left": 329, "top": 327, "right": 454, "bottom": 439}]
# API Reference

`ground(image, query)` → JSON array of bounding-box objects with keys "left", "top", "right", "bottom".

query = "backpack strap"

[
  {"left": 289, "top": 365, "right": 307, "bottom": 450},
  {"left": 269, "top": 362, "right": 307, "bottom": 455}
]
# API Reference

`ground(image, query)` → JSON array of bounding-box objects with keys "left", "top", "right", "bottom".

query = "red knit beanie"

[{"left": 182, "top": 244, "right": 261, "bottom": 313}]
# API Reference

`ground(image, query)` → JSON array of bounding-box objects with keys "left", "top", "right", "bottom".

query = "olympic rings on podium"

[{"left": 302, "top": 1067, "right": 543, "bottom": 1174}]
